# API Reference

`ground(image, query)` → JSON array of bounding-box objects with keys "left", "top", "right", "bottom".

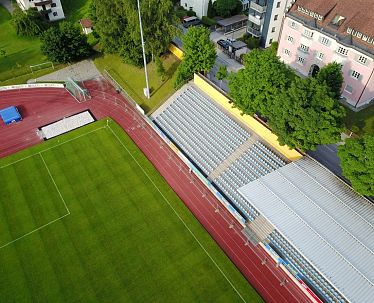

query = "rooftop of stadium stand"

[{"left": 239, "top": 156, "right": 374, "bottom": 303}]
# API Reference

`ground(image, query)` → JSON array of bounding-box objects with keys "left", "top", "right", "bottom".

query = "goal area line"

[{"left": 0, "top": 153, "right": 70, "bottom": 250}]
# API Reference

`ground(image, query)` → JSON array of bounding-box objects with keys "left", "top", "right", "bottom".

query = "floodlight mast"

[{"left": 137, "top": 0, "right": 150, "bottom": 99}]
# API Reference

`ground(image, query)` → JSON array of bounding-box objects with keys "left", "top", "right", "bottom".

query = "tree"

[
  {"left": 12, "top": 6, "right": 47, "bottom": 36},
  {"left": 0, "top": 49, "right": 6, "bottom": 57},
  {"left": 90, "top": 0, "right": 128, "bottom": 53},
  {"left": 228, "top": 48, "right": 294, "bottom": 117},
  {"left": 92, "top": 0, "right": 178, "bottom": 65},
  {"left": 269, "top": 77, "right": 346, "bottom": 150},
  {"left": 338, "top": 135, "right": 374, "bottom": 196},
  {"left": 41, "top": 21, "right": 91, "bottom": 63},
  {"left": 213, "top": 0, "right": 242, "bottom": 18},
  {"left": 207, "top": 0, "right": 215, "bottom": 18},
  {"left": 155, "top": 56, "right": 166, "bottom": 81},
  {"left": 139, "top": 0, "right": 179, "bottom": 59},
  {"left": 174, "top": 26, "right": 216, "bottom": 88},
  {"left": 316, "top": 62, "right": 344, "bottom": 100},
  {"left": 216, "top": 65, "right": 228, "bottom": 88}
]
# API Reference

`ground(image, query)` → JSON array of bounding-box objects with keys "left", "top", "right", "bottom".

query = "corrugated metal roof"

[{"left": 238, "top": 157, "right": 374, "bottom": 303}]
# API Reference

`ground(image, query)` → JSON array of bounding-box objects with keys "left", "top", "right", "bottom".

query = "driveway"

[
  {"left": 33, "top": 59, "right": 101, "bottom": 82},
  {"left": 0, "top": 0, "right": 14, "bottom": 13}
]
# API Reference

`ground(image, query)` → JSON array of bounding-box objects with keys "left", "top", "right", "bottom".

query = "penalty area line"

[
  {"left": 0, "top": 154, "right": 71, "bottom": 250},
  {"left": 106, "top": 124, "right": 247, "bottom": 303}
]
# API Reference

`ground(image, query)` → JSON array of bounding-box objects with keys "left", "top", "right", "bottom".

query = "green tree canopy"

[
  {"left": 228, "top": 49, "right": 294, "bottom": 116},
  {"left": 269, "top": 77, "right": 346, "bottom": 150},
  {"left": 91, "top": 0, "right": 178, "bottom": 66},
  {"left": 316, "top": 62, "right": 343, "bottom": 100},
  {"left": 174, "top": 26, "right": 216, "bottom": 88},
  {"left": 12, "top": 7, "right": 47, "bottom": 36},
  {"left": 41, "top": 21, "right": 91, "bottom": 63},
  {"left": 216, "top": 64, "right": 228, "bottom": 88},
  {"left": 90, "top": 0, "right": 128, "bottom": 53},
  {"left": 207, "top": 0, "right": 215, "bottom": 18},
  {"left": 213, "top": 0, "right": 242, "bottom": 17},
  {"left": 338, "top": 135, "right": 374, "bottom": 196}
]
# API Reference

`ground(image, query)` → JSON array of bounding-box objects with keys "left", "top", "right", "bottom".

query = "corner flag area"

[{"left": 0, "top": 119, "right": 262, "bottom": 303}]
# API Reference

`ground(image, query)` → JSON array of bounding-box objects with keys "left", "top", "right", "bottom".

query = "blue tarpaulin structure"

[{"left": 0, "top": 106, "right": 22, "bottom": 125}]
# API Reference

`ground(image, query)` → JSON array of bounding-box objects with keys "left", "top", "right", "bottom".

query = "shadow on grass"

[{"left": 150, "top": 60, "right": 179, "bottom": 97}]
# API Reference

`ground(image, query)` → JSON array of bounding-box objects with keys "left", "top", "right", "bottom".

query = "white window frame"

[
  {"left": 303, "top": 29, "right": 314, "bottom": 38},
  {"left": 316, "top": 52, "right": 324, "bottom": 61},
  {"left": 284, "top": 48, "right": 291, "bottom": 57},
  {"left": 287, "top": 35, "right": 294, "bottom": 43},
  {"left": 297, "top": 56, "right": 305, "bottom": 65},
  {"left": 320, "top": 37, "right": 330, "bottom": 46},
  {"left": 299, "top": 44, "right": 309, "bottom": 53},
  {"left": 350, "top": 70, "right": 361, "bottom": 80},
  {"left": 337, "top": 46, "right": 348, "bottom": 56},
  {"left": 358, "top": 55, "right": 368, "bottom": 65}
]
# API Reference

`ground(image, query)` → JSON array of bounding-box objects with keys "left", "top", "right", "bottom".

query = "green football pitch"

[{"left": 0, "top": 119, "right": 263, "bottom": 303}]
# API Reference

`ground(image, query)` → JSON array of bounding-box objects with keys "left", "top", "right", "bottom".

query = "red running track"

[{"left": 0, "top": 79, "right": 314, "bottom": 303}]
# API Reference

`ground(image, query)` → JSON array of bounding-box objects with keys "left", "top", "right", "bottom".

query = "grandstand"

[
  {"left": 152, "top": 82, "right": 374, "bottom": 303},
  {"left": 239, "top": 157, "right": 374, "bottom": 303},
  {"left": 153, "top": 84, "right": 287, "bottom": 220}
]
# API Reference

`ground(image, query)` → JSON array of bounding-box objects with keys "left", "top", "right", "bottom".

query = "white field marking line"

[
  {"left": 39, "top": 153, "right": 70, "bottom": 215},
  {"left": 107, "top": 124, "right": 247, "bottom": 303},
  {"left": 0, "top": 154, "right": 70, "bottom": 249},
  {"left": 0, "top": 126, "right": 106, "bottom": 170},
  {"left": 0, "top": 213, "right": 69, "bottom": 250}
]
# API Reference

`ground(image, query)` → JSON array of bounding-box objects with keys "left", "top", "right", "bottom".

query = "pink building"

[{"left": 277, "top": 0, "right": 374, "bottom": 109}]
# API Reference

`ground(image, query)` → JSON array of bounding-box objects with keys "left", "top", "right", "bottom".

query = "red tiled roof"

[
  {"left": 80, "top": 19, "right": 93, "bottom": 28},
  {"left": 290, "top": 0, "right": 374, "bottom": 52}
]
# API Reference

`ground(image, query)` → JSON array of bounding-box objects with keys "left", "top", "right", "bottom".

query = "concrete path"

[
  {"left": 0, "top": 0, "right": 14, "bottom": 13},
  {"left": 34, "top": 59, "right": 100, "bottom": 82}
]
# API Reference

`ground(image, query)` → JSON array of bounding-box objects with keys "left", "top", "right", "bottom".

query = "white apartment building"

[
  {"left": 16, "top": 0, "right": 65, "bottom": 21},
  {"left": 247, "top": 0, "right": 294, "bottom": 47},
  {"left": 180, "top": 0, "right": 249, "bottom": 19}
]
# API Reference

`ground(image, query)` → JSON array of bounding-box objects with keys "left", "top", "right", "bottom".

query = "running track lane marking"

[
  {"left": 106, "top": 124, "right": 248, "bottom": 303},
  {"left": 0, "top": 154, "right": 70, "bottom": 249}
]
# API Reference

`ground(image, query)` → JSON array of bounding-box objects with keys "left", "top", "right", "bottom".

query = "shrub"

[{"left": 201, "top": 16, "right": 217, "bottom": 27}]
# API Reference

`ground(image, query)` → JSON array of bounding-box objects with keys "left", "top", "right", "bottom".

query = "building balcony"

[
  {"left": 250, "top": 1, "right": 267, "bottom": 14},
  {"left": 248, "top": 13, "right": 264, "bottom": 26},
  {"left": 247, "top": 27, "right": 262, "bottom": 37},
  {"left": 34, "top": 0, "right": 52, "bottom": 6}
]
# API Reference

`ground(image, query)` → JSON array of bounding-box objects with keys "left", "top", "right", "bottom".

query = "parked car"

[
  {"left": 182, "top": 16, "right": 201, "bottom": 28},
  {"left": 217, "top": 39, "right": 230, "bottom": 50}
]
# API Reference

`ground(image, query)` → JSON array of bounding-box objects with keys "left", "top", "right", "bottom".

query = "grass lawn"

[
  {"left": 0, "top": 5, "right": 48, "bottom": 83},
  {"left": 61, "top": 0, "right": 92, "bottom": 23},
  {"left": 94, "top": 53, "right": 180, "bottom": 113},
  {"left": 0, "top": 119, "right": 262, "bottom": 303},
  {"left": 344, "top": 105, "right": 374, "bottom": 135}
]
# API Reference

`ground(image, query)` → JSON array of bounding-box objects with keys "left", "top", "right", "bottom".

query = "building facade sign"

[
  {"left": 347, "top": 27, "right": 374, "bottom": 45},
  {"left": 297, "top": 6, "right": 323, "bottom": 21}
]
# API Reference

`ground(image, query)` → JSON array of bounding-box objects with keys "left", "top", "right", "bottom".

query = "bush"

[
  {"left": 240, "top": 34, "right": 260, "bottom": 49},
  {"left": 201, "top": 16, "right": 217, "bottom": 27},
  {"left": 175, "top": 6, "right": 197, "bottom": 18},
  {"left": 186, "top": 10, "right": 197, "bottom": 17}
]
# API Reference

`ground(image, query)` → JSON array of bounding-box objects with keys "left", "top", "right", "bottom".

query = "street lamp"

[{"left": 137, "top": 0, "right": 150, "bottom": 99}]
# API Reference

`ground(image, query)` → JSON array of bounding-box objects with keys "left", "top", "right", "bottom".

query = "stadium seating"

[
  {"left": 268, "top": 231, "right": 345, "bottom": 303},
  {"left": 155, "top": 86, "right": 250, "bottom": 175},
  {"left": 154, "top": 85, "right": 287, "bottom": 220}
]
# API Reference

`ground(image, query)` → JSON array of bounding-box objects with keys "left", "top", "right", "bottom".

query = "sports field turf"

[{"left": 0, "top": 119, "right": 262, "bottom": 302}]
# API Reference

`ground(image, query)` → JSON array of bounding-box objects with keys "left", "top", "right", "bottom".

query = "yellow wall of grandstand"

[
  {"left": 168, "top": 44, "right": 184, "bottom": 59},
  {"left": 193, "top": 74, "right": 303, "bottom": 161}
]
